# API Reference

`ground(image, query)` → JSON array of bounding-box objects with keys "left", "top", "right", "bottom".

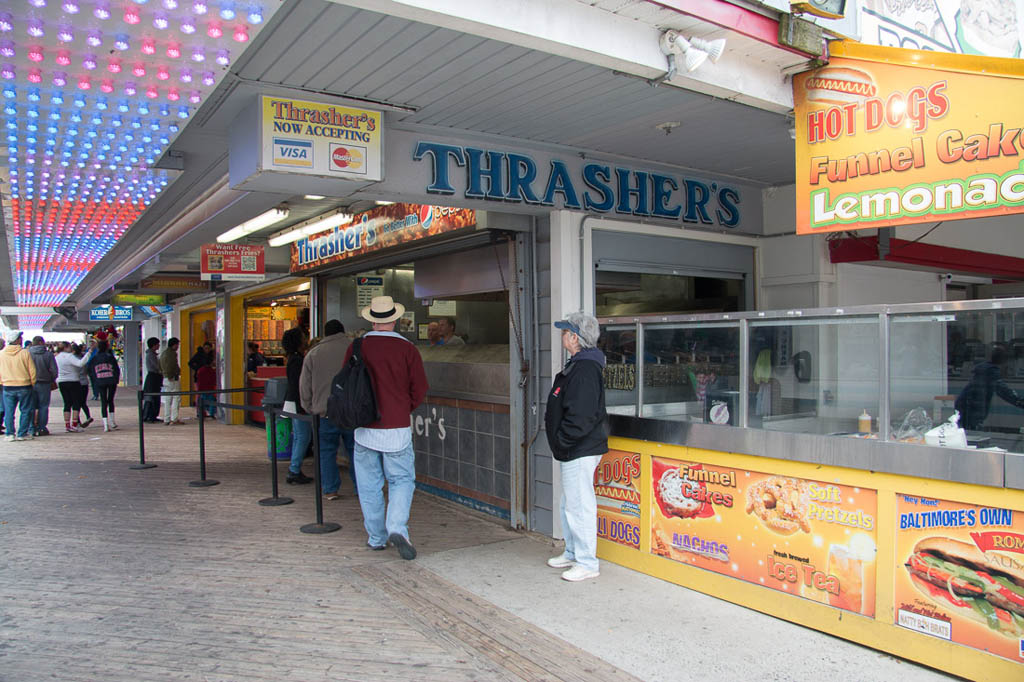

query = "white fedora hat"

[{"left": 361, "top": 295, "right": 405, "bottom": 324}]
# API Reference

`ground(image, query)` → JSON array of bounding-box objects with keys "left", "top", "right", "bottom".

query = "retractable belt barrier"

[{"left": 135, "top": 387, "right": 341, "bottom": 534}]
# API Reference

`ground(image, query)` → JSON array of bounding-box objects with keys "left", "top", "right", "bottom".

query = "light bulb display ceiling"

[{"left": 1, "top": 0, "right": 279, "bottom": 327}]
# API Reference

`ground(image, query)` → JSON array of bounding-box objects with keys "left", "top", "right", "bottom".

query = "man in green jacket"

[{"left": 159, "top": 337, "right": 183, "bottom": 425}]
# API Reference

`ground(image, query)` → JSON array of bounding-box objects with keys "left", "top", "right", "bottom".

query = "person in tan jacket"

[{"left": 1, "top": 329, "right": 38, "bottom": 441}]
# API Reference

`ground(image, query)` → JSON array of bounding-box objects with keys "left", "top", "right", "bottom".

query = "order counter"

[{"left": 596, "top": 299, "right": 1024, "bottom": 681}]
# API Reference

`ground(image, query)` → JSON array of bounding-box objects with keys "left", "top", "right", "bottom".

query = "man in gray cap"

[{"left": 0, "top": 330, "right": 38, "bottom": 441}]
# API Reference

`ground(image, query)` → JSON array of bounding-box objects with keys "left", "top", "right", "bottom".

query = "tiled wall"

[{"left": 412, "top": 396, "right": 511, "bottom": 517}]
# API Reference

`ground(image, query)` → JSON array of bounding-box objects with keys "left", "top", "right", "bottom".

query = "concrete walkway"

[{"left": 0, "top": 397, "right": 957, "bottom": 681}]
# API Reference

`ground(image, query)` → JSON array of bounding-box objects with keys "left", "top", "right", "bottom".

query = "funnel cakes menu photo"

[
  {"left": 895, "top": 494, "right": 1024, "bottom": 663},
  {"left": 650, "top": 456, "right": 878, "bottom": 616}
]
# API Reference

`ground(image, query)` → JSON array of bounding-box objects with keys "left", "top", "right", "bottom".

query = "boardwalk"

[
  {"left": 1, "top": 398, "right": 955, "bottom": 681},
  {"left": 0, "top": 401, "right": 635, "bottom": 682}
]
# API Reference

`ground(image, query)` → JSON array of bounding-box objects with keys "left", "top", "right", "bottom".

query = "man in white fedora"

[{"left": 346, "top": 295, "right": 428, "bottom": 559}]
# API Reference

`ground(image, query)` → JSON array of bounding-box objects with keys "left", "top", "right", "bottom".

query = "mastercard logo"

[{"left": 330, "top": 145, "right": 364, "bottom": 171}]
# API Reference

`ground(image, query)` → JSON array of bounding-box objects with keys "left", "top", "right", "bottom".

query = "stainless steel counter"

[
  {"left": 419, "top": 344, "right": 510, "bottom": 404},
  {"left": 610, "top": 415, "right": 1024, "bottom": 491}
]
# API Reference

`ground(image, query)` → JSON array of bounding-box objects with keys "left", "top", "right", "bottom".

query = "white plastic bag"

[{"left": 924, "top": 411, "right": 968, "bottom": 449}]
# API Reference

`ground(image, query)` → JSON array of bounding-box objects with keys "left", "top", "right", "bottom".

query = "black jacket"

[
  {"left": 86, "top": 351, "right": 121, "bottom": 387},
  {"left": 285, "top": 353, "right": 306, "bottom": 414},
  {"left": 545, "top": 347, "right": 608, "bottom": 461}
]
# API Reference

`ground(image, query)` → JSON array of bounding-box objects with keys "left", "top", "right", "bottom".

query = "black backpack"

[{"left": 325, "top": 337, "right": 379, "bottom": 429}]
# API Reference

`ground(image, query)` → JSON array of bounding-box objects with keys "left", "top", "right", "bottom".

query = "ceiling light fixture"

[
  {"left": 267, "top": 210, "right": 352, "bottom": 247},
  {"left": 303, "top": 194, "right": 325, "bottom": 200},
  {"left": 216, "top": 206, "right": 290, "bottom": 243},
  {"left": 657, "top": 30, "right": 726, "bottom": 78}
]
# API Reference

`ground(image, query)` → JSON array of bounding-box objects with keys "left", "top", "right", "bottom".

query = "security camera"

[{"left": 942, "top": 273, "right": 954, "bottom": 283}]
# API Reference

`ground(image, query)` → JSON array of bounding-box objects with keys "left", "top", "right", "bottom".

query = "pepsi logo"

[{"left": 418, "top": 205, "right": 433, "bottom": 230}]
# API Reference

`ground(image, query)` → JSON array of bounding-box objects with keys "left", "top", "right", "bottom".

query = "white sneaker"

[
  {"left": 561, "top": 565, "right": 599, "bottom": 582},
  {"left": 547, "top": 553, "right": 575, "bottom": 569},
  {"left": 4, "top": 435, "right": 15, "bottom": 442}
]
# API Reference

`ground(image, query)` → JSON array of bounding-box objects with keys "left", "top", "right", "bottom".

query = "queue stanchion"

[
  {"left": 259, "top": 405, "right": 293, "bottom": 506},
  {"left": 131, "top": 388, "right": 156, "bottom": 470},
  {"left": 301, "top": 413, "right": 340, "bottom": 534},
  {"left": 189, "top": 394, "right": 219, "bottom": 487}
]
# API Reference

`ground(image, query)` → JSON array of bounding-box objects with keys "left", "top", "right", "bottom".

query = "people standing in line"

[
  {"left": 194, "top": 355, "right": 217, "bottom": 420},
  {"left": 436, "top": 317, "right": 465, "bottom": 346},
  {"left": 348, "top": 296, "right": 429, "bottom": 560},
  {"left": 299, "top": 319, "right": 356, "bottom": 500},
  {"left": 545, "top": 312, "right": 609, "bottom": 582},
  {"left": 247, "top": 342, "right": 266, "bottom": 374},
  {"left": 56, "top": 341, "right": 92, "bottom": 432},
  {"left": 75, "top": 344, "right": 95, "bottom": 427},
  {"left": 0, "top": 330, "right": 38, "bottom": 441},
  {"left": 28, "top": 335, "right": 58, "bottom": 436},
  {"left": 160, "top": 337, "right": 183, "bottom": 426},
  {"left": 142, "top": 337, "right": 163, "bottom": 423},
  {"left": 87, "top": 339, "right": 121, "bottom": 432},
  {"left": 282, "top": 327, "right": 313, "bottom": 485}
]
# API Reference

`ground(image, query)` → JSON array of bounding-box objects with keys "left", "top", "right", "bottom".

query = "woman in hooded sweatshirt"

[
  {"left": 87, "top": 339, "right": 121, "bottom": 431},
  {"left": 75, "top": 344, "right": 95, "bottom": 426},
  {"left": 56, "top": 342, "right": 94, "bottom": 431}
]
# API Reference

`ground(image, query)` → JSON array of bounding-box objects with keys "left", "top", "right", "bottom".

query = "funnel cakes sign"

[
  {"left": 651, "top": 456, "right": 878, "bottom": 616},
  {"left": 794, "top": 49, "right": 1024, "bottom": 234}
]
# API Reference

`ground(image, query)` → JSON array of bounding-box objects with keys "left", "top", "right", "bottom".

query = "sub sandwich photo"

[{"left": 904, "top": 537, "right": 1024, "bottom": 638}]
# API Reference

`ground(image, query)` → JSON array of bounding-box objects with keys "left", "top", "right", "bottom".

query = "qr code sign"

[{"left": 241, "top": 255, "right": 257, "bottom": 272}]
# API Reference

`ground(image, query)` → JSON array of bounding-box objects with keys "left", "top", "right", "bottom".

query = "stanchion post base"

[
  {"left": 188, "top": 479, "right": 220, "bottom": 487},
  {"left": 259, "top": 496, "right": 294, "bottom": 506},
  {"left": 130, "top": 463, "right": 158, "bottom": 470},
  {"left": 300, "top": 522, "right": 341, "bottom": 534}
]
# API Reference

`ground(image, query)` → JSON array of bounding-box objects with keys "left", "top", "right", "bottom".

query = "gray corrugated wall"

[{"left": 530, "top": 217, "right": 554, "bottom": 535}]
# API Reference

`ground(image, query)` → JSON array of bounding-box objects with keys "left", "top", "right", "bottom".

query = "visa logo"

[{"left": 272, "top": 138, "right": 313, "bottom": 168}]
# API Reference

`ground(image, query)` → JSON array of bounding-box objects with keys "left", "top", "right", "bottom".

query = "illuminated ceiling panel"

[{"left": 0, "top": 0, "right": 281, "bottom": 327}]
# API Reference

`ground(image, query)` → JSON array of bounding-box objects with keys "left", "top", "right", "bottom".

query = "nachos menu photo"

[
  {"left": 895, "top": 494, "right": 1024, "bottom": 663},
  {"left": 650, "top": 456, "right": 878, "bottom": 616}
]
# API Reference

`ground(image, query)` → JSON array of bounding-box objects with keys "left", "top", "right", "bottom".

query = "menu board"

[
  {"left": 651, "top": 456, "right": 878, "bottom": 616},
  {"left": 894, "top": 494, "right": 1024, "bottom": 663},
  {"left": 595, "top": 449, "right": 641, "bottom": 550}
]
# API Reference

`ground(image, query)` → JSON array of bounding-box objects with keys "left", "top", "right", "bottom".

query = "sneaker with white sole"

[
  {"left": 4, "top": 435, "right": 15, "bottom": 442},
  {"left": 561, "top": 565, "right": 599, "bottom": 582},
  {"left": 547, "top": 553, "right": 575, "bottom": 569}
]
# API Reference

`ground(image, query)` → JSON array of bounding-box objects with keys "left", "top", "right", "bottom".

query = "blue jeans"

[
  {"left": 3, "top": 386, "right": 35, "bottom": 438},
  {"left": 32, "top": 383, "right": 51, "bottom": 431},
  {"left": 354, "top": 441, "right": 416, "bottom": 547},
  {"left": 559, "top": 455, "right": 602, "bottom": 572},
  {"left": 199, "top": 393, "right": 216, "bottom": 418},
  {"left": 289, "top": 417, "right": 311, "bottom": 475}
]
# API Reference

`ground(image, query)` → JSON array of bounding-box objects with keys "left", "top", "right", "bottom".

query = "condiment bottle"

[{"left": 858, "top": 409, "right": 872, "bottom": 433}]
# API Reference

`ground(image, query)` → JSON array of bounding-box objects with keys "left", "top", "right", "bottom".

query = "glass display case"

[{"left": 599, "top": 298, "right": 1024, "bottom": 456}]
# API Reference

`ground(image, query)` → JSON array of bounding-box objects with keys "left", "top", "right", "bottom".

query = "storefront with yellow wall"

[{"left": 594, "top": 298, "right": 1024, "bottom": 681}]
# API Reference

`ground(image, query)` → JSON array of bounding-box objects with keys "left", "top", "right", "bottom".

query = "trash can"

[{"left": 262, "top": 377, "right": 291, "bottom": 460}]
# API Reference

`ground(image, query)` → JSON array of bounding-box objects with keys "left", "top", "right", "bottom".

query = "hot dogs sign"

[
  {"left": 793, "top": 50, "right": 1024, "bottom": 234},
  {"left": 650, "top": 457, "right": 878, "bottom": 616},
  {"left": 895, "top": 494, "right": 1024, "bottom": 663}
]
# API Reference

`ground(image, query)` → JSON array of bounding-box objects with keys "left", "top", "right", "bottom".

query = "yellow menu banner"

[
  {"left": 651, "top": 456, "right": 878, "bottom": 616},
  {"left": 894, "top": 493, "right": 1024, "bottom": 664},
  {"left": 793, "top": 54, "right": 1024, "bottom": 234},
  {"left": 595, "top": 449, "right": 641, "bottom": 550}
]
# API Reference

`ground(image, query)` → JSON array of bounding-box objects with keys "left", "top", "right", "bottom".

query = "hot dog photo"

[{"left": 895, "top": 494, "right": 1024, "bottom": 662}]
